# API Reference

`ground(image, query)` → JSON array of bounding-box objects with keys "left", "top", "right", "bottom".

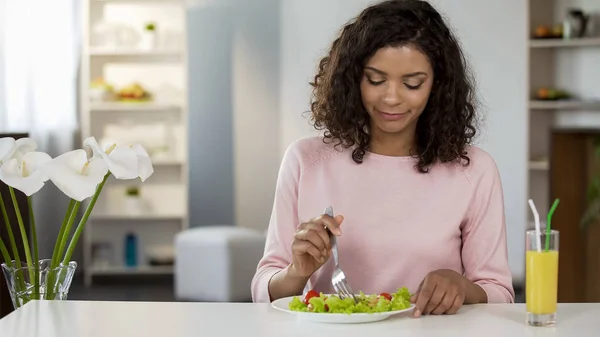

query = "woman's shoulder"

[
  {"left": 283, "top": 136, "right": 347, "bottom": 170},
  {"left": 464, "top": 145, "right": 497, "bottom": 165},
  {"left": 458, "top": 145, "right": 501, "bottom": 184}
]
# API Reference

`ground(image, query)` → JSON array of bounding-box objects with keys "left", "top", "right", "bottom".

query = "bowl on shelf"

[{"left": 146, "top": 245, "right": 174, "bottom": 266}]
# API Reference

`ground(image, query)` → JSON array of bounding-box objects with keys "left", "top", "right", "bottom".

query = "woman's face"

[{"left": 360, "top": 44, "right": 434, "bottom": 136}]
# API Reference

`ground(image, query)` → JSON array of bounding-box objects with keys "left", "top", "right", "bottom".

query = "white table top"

[{"left": 0, "top": 301, "right": 599, "bottom": 337}]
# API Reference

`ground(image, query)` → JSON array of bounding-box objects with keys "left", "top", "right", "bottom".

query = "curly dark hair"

[{"left": 309, "top": 0, "right": 478, "bottom": 173}]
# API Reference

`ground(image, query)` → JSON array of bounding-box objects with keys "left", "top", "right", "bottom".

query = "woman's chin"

[{"left": 373, "top": 120, "right": 411, "bottom": 134}]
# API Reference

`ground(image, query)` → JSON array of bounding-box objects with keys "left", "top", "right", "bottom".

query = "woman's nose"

[{"left": 382, "top": 83, "right": 403, "bottom": 106}]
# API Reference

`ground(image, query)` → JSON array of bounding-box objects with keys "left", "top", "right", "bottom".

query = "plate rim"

[{"left": 271, "top": 294, "right": 416, "bottom": 316}]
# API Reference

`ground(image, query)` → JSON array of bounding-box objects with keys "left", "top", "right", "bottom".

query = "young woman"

[{"left": 251, "top": 0, "right": 514, "bottom": 317}]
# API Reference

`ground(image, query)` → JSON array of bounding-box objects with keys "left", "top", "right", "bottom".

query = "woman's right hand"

[{"left": 288, "top": 213, "right": 344, "bottom": 278}]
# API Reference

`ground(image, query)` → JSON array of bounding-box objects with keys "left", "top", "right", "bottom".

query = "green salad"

[{"left": 288, "top": 287, "right": 412, "bottom": 314}]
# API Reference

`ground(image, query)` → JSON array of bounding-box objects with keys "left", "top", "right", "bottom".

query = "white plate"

[{"left": 271, "top": 295, "right": 415, "bottom": 324}]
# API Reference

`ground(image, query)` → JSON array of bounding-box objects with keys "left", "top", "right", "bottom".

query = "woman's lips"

[{"left": 376, "top": 109, "right": 410, "bottom": 121}]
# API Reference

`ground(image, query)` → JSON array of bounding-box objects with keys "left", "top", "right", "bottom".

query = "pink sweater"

[{"left": 251, "top": 137, "right": 515, "bottom": 303}]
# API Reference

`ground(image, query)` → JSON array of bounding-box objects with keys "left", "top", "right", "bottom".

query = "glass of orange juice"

[{"left": 526, "top": 229, "right": 559, "bottom": 326}]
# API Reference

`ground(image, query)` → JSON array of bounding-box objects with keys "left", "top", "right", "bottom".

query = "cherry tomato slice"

[
  {"left": 304, "top": 290, "right": 319, "bottom": 305},
  {"left": 379, "top": 292, "right": 392, "bottom": 301}
]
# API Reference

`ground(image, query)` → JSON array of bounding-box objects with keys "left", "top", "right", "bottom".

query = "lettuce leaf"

[{"left": 288, "top": 287, "right": 413, "bottom": 314}]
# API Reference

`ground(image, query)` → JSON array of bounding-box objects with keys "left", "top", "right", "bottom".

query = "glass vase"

[{"left": 1, "top": 259, "right": 77, "bottom": 309}]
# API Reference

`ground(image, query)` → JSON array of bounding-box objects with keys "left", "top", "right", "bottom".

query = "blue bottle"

[{"left": 125, "top": 232, "right": 138, "bottom": 267}]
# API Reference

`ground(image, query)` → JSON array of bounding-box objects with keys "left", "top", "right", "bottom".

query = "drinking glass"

[{"left": 525, "top": 229, "right": 559, "bottom": 326}]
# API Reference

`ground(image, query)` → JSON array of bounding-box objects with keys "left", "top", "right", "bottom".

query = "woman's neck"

[{"left": 368, "top": 127, "right": 417, "bottom": 157}]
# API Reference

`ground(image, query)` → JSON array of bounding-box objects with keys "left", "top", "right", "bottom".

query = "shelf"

[
  {"left": 152, "top": 158, "right": 185, "bottom": 166},
  {"left": 529, "top": 100, "right": 600, "bottom": 110},
  {"left": 92, "top": 0, "right": 181, "bottom": 3},
  {"left": 89, "top": 101, "right": 182, "bottom": 112},
  {"left": 90, "top": 265, "right": 173, "bottom": 275},
  {"left": 529, "top": 160, "right": 549, "bottom": 171},
  {"left": 87, "top": 47, "right": 183, "bottom": 57},
  {"left": 529, "top": 37, "right": 600, "bottom": 48},
  {"left": 90, "top": 213, "right": 185, "bottom": 220}
]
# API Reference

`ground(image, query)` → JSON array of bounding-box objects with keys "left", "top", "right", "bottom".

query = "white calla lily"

[
  {"left": 44, "top": 149, "right": 109, "bottom": 201},
  {"left": 12, "top": 138, "right": 37, "bottom": 162},
  {"left": 0, "top": 137, "right": 16, "bottom": 165},
  {"left": 83, "top": 137, "right": 152, "bottom": 181},
  {"left": 131, "top": 144, "right": 154, "bottom": 182},
  {"left": 105, "top": 146, "right": 139, "bottom": 179},
  {"left": 83, "top": 137, "right": 138, "bottom": 180},
  {"left": 0, "top": 136, "right": 155, "bottom": 303},
  {"left": 0, "top": 152, "right": 52, "bottom": 196}
]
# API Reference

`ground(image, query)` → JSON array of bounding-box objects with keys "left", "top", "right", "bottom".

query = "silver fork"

[{"left": 324, "top": 206, "right": 357, "bottom": 303}]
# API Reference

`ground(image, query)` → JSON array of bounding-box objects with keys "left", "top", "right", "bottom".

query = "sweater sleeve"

[
  {"left": 250, "top": 142, "right": 302, "bottom": 303},
  {"left": 461, "top": 150, "right": 515, "bottom": 303}
]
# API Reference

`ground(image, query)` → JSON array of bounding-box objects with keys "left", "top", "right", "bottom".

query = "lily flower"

[
  {"left": 12, "top": 138, "right": 38, "bottom": 162},
  {"left": 44, "top": 149, "right": 108, "bottom": 201},
  {"left": 0, "top": 152, "right": 52, "bottom": 196},
  {"left": 84, "top": 137, "right": 138, "bottom": 180},
  {"left": 131, "top": 144, "right": 154, "bottom": 182},
  {"left": 83, "top": 137, "right": 153, "bottom": 181},
  {"left": 0, "top": 137, "right": 40, "bottom": 166},
  {"left": 0, "top": 137, "right": 16, "bottom": 165}
]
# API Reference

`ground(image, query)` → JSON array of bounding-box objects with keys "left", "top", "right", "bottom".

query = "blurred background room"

[{"left": 1, "top": 0, "right": 600, "bottom": 316}]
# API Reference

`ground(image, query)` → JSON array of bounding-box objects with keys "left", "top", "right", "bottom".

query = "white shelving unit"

[
  {"left": 527, "top": 0, "right": 600, "bottom": 223},
  {"left": 80, "top": 0, "right": 188, "bottom": 286},
  {"left": 529, "top": 100, "right": 600, "bottom": 110},
  {"left": 528, "top": 159, "right": 550, "bottom": 171},
  {"left": 529, "top": 36, "right": 600, "bottom": 48},
  {"left": 87, "top": 47, "right": 184, "bottom": 56},
  {"left": 89, "top": 101, "right": 183, "bottom": 112},
  {"left": 91, "top": 265, "right": 174, "bottom": 276}
]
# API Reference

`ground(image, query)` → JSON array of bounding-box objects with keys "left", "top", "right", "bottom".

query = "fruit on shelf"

[
  {"left": 89, "top": 78, "right": 116, "bottom": 102},
  {"left": 552, "top": 24, "right": 563, "bottom": 37},
  {"left": 118, "top": 82, "right": 151, "bottom": 102},
  {"left": 533, "top": 24, "right": 563, "bottom": 39},
  {"left": 534, "top": 25, "right": 551, "bottom": 38},
  {"left": 536, "top": 87, "right": 570, "bottom": 100},
  {"left": 90, "top": 78, "right": 114, "bottom": 91}
]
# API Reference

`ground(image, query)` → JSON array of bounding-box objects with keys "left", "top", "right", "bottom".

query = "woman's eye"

[
  {"left": 367, "top": 78, "right": 385, "bottom": 85},
  {"left": 405, "top": 83, "right": 422, "bottom": 90}
]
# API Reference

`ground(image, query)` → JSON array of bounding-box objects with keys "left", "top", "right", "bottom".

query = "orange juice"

[{"left": 526, "top": 250, "right": 559, "bottom": 314}]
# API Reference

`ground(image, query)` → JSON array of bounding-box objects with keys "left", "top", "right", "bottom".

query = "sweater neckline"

[{"left": 364, "top": 150, "right": 418, "bottom": 163}]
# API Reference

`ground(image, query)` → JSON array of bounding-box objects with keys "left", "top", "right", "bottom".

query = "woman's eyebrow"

[{"left": 364, "top": 66, "right": 427, "bottom": 78}]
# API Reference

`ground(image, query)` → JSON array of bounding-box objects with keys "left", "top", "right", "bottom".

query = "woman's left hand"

[{"left": 410, "top": 269, "right": 487, "bottom": 317}]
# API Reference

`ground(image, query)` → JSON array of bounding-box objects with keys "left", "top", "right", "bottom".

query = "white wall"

[
  {"left": 187, "top": 0, "right": 282, "bottom": 232},
  {"left": 232, "top": 0, "right": 281, "bottom": 231},
  {"left": 187, "top": 2, "right": 236, "bottom": 227},
  {"left": 278, "top": 0, "right": 529, "bottom": 284},
  {"left": 279, "top": 0, "right": 375, "bottom": 152}
]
